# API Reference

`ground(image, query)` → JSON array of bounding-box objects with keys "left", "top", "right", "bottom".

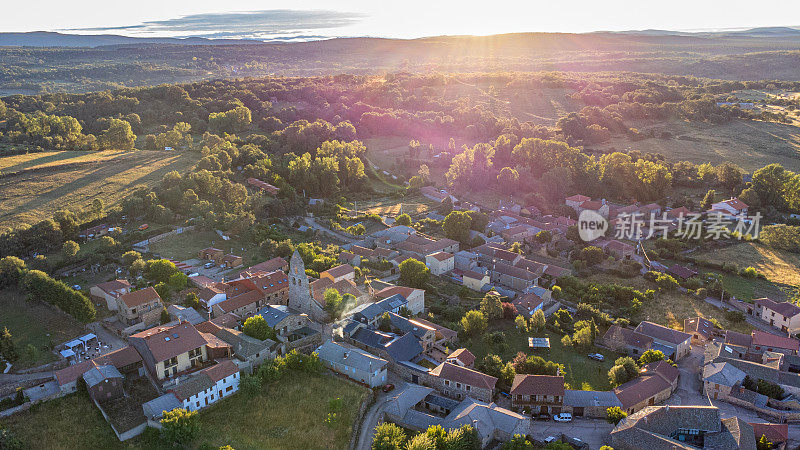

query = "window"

[
  {"left": 226, "top": 386, "right": 233, "bottom": 392},
  {"left": 196, "top": 401, "right": 200, "bottom": 407}
]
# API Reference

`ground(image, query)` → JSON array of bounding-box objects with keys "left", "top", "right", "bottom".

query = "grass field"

[
  {"left": 0, "top": 393, "right": 127, "bottom": 449},
  {"left": 148, "top": 229, "right": 257, "bottom": 262},
  {"left": 693, "top": 242, "right": 800, "bottom": 288},
  {"left": 0, "top": 150, "right": 199, "bottom": 229},
  {"left": 1, "top": 373, "right": 368, "bottom": 450},
  {"left": 0, "top": 289, "right": 86, "bottom": 369},
  {"left": 194, "top": 372, "right": 368, "bottom": 449},
  {"left": 594, "top": 119, "right": 800, "bottom": 172},
  {"left": 465, "top": 322, "right": 619, "bottom": 391},
  {"left": 585, "top": 273, "right": 754, "bottom": 334}
]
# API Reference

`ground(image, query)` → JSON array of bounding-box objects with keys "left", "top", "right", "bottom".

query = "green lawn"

[
  {"left": 0, "top": 393, "right": 128, "bottom": 450},
  {"left": 0, "top": 289, "right": 86, "bottom": 369},
  {"left": 148, "top": 229, "right": 258, "bottom": 262},
  {"left": 464, "top": 322, "right": 619, "bottom": 391},
  {"left": 2, "top": 373, "right": 368, "bottom": 450},
  {"left": 193, "top": 372, "right": 369, "bottom": 449}
]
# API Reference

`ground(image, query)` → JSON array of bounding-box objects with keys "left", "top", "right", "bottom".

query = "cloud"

[{"left": 66, "top": 9, "right": 364, "bottom": 39}]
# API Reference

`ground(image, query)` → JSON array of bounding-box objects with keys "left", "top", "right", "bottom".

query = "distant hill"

[{"left": 0, "top": 31, "right": 256, "bottom": 48}]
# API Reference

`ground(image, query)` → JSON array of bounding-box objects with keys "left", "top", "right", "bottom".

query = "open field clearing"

[
  {"left": 194, "top": 372, "right": 368, "bottom": 449},
  {"left": 466, "top": 323, "right": 619, "bottom": 391},
  {"left": 148, "top": 229, "right": 257, "bottom": 263},
  {"left": 0, "top": 150, "right": 199, "bottom": 229},
  {"left": 0, "top": 393, "right": 126, "bottom": 449},
  {"left": 2, "top": 373, "right": 367, "bottom": 449},
  {"left": 585, "top": 273, "right": 754, "bottom": 334},
  {"left": 0, "top": 289, "right": 86, "bottom": 369},
  {"left": 594, "top": 119, "right": 800, "bottom": 172},
  {"left": 693, "top": 242, "right": 800, "bottom": 289}
]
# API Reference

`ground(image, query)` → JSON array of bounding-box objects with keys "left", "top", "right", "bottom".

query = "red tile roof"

[
  {"left": 566, "top": 194, "right": 591, "bottom": 203},
  {"left": 94, "top": 279, "right": 130, "bottom": 295},
  {"left": 55, "top": 345, "right": 141, "bottom": 386},
  {"left": 131, "top": 323, "right": 208, "bottom": 363},
  {"left": 430, "top": 362, "right": 497, "bottom": 390},
  {"left": 447, "top": 348, "right": 476, "bottom": 367},
  {"left": 719, "top": 198, "right": 748, "bottom": 211},
  {"left": 202, "top": 359, "right": 239, "bottom": 382},
  {"left": 322, "top": 264, "right": 355, "bottom": 279},
  {"left": 511, "top": 374, "right": 565, "bottom": 397},
  {"left": 754, "top": 298, "right": 800, "bottom": 318},
  {"left": 236, "top": 257, "right": 288, "bottom": 278},
  {"left": 751, "top": 330, "right": 800, "bottom": 352},
  {"left": 216, "top": 290, "right": 263, "bottom": 314},
  {"left": 118, "top": 287, "right": 161, "bottom": 308},
  {"left": 749, "top": 422, "right": 788, "bottom": 443},
  {"left": 375, "top": 285, "right": 420, "bottom": 300},
  {"left": 427, "top": 251, "right": 453, "bottom": 262}
]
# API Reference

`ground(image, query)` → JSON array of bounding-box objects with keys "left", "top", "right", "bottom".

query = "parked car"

[
  {"left": 544, "top": 436, "right": 558, "bottom": 443},
  {"left": 382, "top": 384, "right": 395, "bottom": 393},
  {"left": 588, "top": 353, "right": 605, "bottom": 361},
  {"left": 553, "top": 413, "right": 572, "bottom": 422},
  {"left": 204, "top": 262, "right": 216, "bottom": 269},
  {"left": 72, "top": 284, "right": 82, "bottom": 291},
  {"left": 138, "top": 224, "right": 149, "bottom": 231}
]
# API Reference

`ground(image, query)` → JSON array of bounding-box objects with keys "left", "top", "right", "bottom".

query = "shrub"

[
  {"left": 725, "top": 310, "right": 745, "bottom": 323},
  {"left": 606, "top": 406, "right": 628, "bottom": 425}
]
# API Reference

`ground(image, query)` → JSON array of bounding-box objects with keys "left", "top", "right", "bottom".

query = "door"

[
  {"left": 411, "top": 374, "right": 419, "bottom": 384},
  {"left": 540, "top": 405, "right": 548, "bottom": 414},
  {"left": 573, "top": 407, "right": 584, "bottom": 417}
]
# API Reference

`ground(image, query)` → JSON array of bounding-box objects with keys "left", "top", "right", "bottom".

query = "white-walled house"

[
  {"left": 425, "top": 252, "right": 455, "bottom": 276},
  {"left": 168, "top": 360, "right": 240, "bottom": 412},
  {"left": 754, "top": 298, "right": 800, "bottom": 335},
  {"left": 709, "top": 198, "right": 748, "bottom": 219}
]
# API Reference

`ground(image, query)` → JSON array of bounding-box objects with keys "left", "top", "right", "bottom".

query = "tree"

[
  {"left": 145, "top": 259, "right": 179, "bottom": 283},
  {"left": 480, "top": 292, "right": 503, "bottom": 320},
  {"left": 638, "top": 349, "right": 666, "bottom": 366},
  {"left": 405, "top": 433, "right": 435, "bottom": 450},
  {"left": 184, "top": 292, "right": 200, "bottom": 309},
  {"left": 756, "top": 434, "right": 773, "bottom": 450},
  {"left": 442, "top": 211, "right": 472, "bottom": 243},
  {"left": 515, "top": 315, "right": 529, "bottom": 333},
  {"left": 398, "top": 258, "right": 430, "bottom": 289},
  {"left": 371, "top": 422, "right": 406, "bottom": 450},
  {"left": 0, "top": 256, "right": 26, "bottom": 287},
  {"left": 609, "top": 356, "right": 640, "bottom": 386},
  {"left": 209, "top": 106, "right": 252, "bottom": 134},
  {"left": 160, "top": 408, "right": 200, "bottom": 446},
  {"left": 497, "top": 167, "right": 520, "bottom": 194},
  {"left": 606, "top": 406, "right": 628, "bottom": 425},
  {"left": 395, "top": 214, "right": 412, "bottom": 226},
  {"left": 323, "top": 288, "right": 347, "bottom": 319},
  {"left": 477, "top": 354, "right": 505, "bottom": 381},
  {"left": 535, "top": 230, "right": 552, "bottom": 244},
  {"left": 61, "top": 240, "right": 79, "bottom": 259},
  {"left": 160, "top": 308, "right": 171, "bottom": 324},
  {"left": 242, "top": 315, "right": 276, "bottom": 341},
  {"left": 701, "top": 189, "right": 716, "bottom": 210},
  {"left": 530, "top": 309, "right": 546, "bottom": 332},
  {"left": 655, "top": 273, "right": 679, "bottom": 290},
  {"left": 460, "top": 310, "right": 488, "bottom": 337},
  {"left": 0, "top": 327, "right": 18, "bottom": 362},
  {"left": 121, "top": 250, "right": 142, "bottom": 268},
  {"left": 503, "top": 434, "right": 535, "bottom": 449},
  {"left": 98, "top": 118, "right": 135, "bottom": 150},
  {"left": 379, "top": 312, "right": 392, "bottom": 332}
]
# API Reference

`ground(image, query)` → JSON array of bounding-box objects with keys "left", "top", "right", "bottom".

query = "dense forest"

[{"left": 1, "top": 70, "right": 800, "bottom": 259}]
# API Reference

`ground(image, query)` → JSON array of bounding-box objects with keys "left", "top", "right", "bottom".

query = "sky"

[{"left": 2, "top": 1, "right": 800, "bottom": 40}]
